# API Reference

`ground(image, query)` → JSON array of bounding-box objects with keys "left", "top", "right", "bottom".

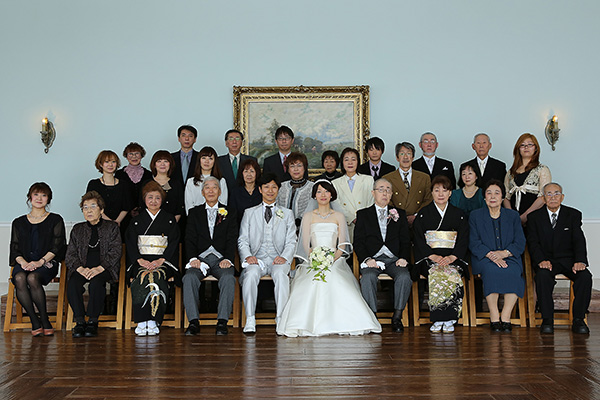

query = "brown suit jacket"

[{"left": 383, "top": 169, "right": 433, "bottom": 216}]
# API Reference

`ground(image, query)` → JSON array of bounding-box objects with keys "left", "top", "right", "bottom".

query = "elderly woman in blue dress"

[{"left": 469, "top": 179, "right": 526, "bottom": 332}]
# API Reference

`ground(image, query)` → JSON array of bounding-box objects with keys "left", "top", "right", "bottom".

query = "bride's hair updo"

[{"left": 311, "top": 179, "right": 337, "bottom": 201}]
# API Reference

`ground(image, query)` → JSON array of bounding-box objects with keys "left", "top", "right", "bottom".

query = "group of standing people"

[{"left": 8, "top": 124, "right": 592, "bottom": 337}]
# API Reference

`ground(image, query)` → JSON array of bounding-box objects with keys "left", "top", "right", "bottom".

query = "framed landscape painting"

[{"left": 233, "top": 85, "right": 370, "bottom": 175}]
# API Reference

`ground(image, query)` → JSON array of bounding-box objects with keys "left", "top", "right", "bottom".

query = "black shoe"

[
  {"left": 572, "top": 318, "right": 590, "bottom": 334},
  {"left": 84, "top": 322, "right": 98, "bottom": 337},
  {"left": 540, "top": 318, "right": 554, "bottom": 334},
  {"left": 490, "top": 321, "right": 502, "bottom": 332},
  {"left": 185, "top": 321, "right": 200, "bottom": 336},
  {"left": 501, "top": 321, "right": 512, "bottom": 332},
  {"left": 216, "top": 320, "right": 228, "bottom": 336},
  {"left": 391, "top": 319, "right": 404, "bottom": 333},
  {"left": 72, "top": 323, "right": 86, "bottom": 338}
]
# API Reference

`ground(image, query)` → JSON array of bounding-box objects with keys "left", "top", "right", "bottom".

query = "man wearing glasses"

[
  {"left": 527, "top": 182, "right": 592, "bottom": 334},
  {"left": 263, "top": 125, "right": 295, "bottom": 182},
  {"left": 218, "top": 129, "right": 257, "bottom": 193},
  {"left": 412, "top": 132, "right": 457, "bottom": 189}
]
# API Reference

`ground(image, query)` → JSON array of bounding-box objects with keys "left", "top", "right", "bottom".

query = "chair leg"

[
  {"left": 174, "top": 286, "right": 182, "bottom": 329},
  {"left": 3, "top": 277, "right": 16, "bottom": 332},
  {"left": 461, "top": 278, "right": 469, "bottom": 326},
  {"left": 54, "top": 262, "right": 67, "bottom": 331},
  {"left": 66, "top": 305, "right": 75, "bottom": 331},
  {"left": 232, "top": 278, "right": 240, "bottom": 328},
  {"left": 411, "top": 281, "right": 421, "bottom": 327},
  {"left": 124, "top": 288, "right": 133, "bottom": 330}
]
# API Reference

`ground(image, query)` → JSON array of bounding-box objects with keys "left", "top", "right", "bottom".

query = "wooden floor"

[{"left": 2, "top": 317, "right": 600, "bottom": 399}]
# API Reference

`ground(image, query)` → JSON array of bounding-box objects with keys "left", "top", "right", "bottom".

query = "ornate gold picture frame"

[{"left": 233, "top": 85, "right": 370, "bottom": 174}]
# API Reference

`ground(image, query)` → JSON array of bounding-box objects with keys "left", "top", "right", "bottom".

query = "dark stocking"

[
  {"left": 13, "top": 272, "right": 42, "bottom": 329},
  {"left": 27, "top": 272, "right": 52, "bottom": 329}
]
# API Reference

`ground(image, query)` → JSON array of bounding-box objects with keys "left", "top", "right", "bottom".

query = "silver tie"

[{"left": 551, "top": 213, "right": 557, "bottom": 229}]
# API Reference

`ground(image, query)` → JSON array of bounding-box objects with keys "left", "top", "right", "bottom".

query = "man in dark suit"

[
  {"left": 171, "top": 125, "right": 199, "bottom": 188},
  {"left": 412, "top": 132, "right": 457, "bottom": 189},
  {"left": 263, "top": 125, "right": 294, "bottom": 182},
  {"left": 354, "top": 177, "right": 413, "bottom": 332},
  {"left": 459, "top": 133, "right": 507, "bottom": 187},
  {"left": 182, "top": 176, "right": 238, "bottom": 336},
  {"left": 357, "top": 137, "right": 396, "bottom": 180},
  {"left": 527, "top": 182, "right": 592, "bottom": 334},
  {"left": 217, "top": 129, "right": 257, "bottom": 194}
]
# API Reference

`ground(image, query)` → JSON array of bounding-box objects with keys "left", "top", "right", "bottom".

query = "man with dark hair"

[
  {"left": 263, "top": 125, "right": 294, "bottom": 182},
  {"left": 217, "top": 129, "right": 257, "bottom": 193},
  {"left": 412, "top": 132, "right": 457, "bottom": 190},
  {"left": 238, "top": 173, "right": 296, "bottom": 333},
  {"left": 459, "top": 133, "right": 507, "bottom": 187},
  {"left": 171, "top": 125, "right": 199, "bottom": 187},
  {"left": 357, "top": 137, "right": 395, "bottom": 180},
  {"left": 527, "top": 182, "right": 592, "bottom": 334}
]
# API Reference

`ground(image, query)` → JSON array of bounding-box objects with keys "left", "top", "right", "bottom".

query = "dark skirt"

[
  {"left": 130, "top": 264, "right": 176, "bottom": 324},
  {"left": 11, "top": 259, "right": 59, "bottom": 286}
]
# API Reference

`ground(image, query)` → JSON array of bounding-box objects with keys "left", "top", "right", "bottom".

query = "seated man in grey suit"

[
  {"left": 354, "top": 178, "right": 413, "bottom": 333},
  {"left": 238, "top": 173, "right": 297, "bottom": 333},
  {"left": 183, "top": 176, "right": 238, "bottom": 336},
  {"left": 217, "top": 129, "right": 257, "bottom": 194}
]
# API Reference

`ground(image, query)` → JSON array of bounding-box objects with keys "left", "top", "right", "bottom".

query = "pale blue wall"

[{"left": 1, "top": 0, "right": 599, "bottom": 221}]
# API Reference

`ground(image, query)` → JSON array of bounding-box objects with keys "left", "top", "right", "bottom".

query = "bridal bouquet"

[{"left": 307, "top": 246, "right": 334, "bottom": 282}]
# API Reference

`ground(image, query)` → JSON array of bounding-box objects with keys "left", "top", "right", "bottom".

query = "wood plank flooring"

[{"left": 2, "top": 316, "right": 600, "bottom": 399}]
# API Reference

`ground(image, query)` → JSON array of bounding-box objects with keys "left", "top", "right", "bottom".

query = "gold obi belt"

[
  {"left": 425, "top": 230, "right": 457, "bottom": 249},
  {"left": 138, "top": 235, "right": 168, "bottom": 255}
]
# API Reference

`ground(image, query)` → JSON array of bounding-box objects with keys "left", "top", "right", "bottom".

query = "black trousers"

[
  {"left": 535, "top": 263, "right": 592, "bottom": 320},
  {"left": 67, "top": 270, "right": 112, "bottom": 323}
]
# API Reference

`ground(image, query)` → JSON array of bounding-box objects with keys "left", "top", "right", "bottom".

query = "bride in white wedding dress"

[{"left": 276, "top": 180, "right": 381, "bottom": 337}]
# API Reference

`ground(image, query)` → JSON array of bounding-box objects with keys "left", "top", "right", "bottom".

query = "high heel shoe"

[
  {"left": 43, "top": 328, "right": 55, "bottom": 336},
  {"left": 31, "top": 327, "right": 43, "bottom": 337}
]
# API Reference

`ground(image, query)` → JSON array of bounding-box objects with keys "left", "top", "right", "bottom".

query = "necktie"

[
  {"left": 348, "top": 177, "right": 355, "bottom": 192},
  {"left": 283, "top": 155, "right": 288, "bottom": 173},
  {"left": 208, "top": 208, "right": 217, "bottom": 238},
  {"left": 479, "top": 160, "right": 486, "bottom": 176},
  {"left": 372, "top": 165, "right": 379, "bottom": 177},
  {"left": 182, "top": 153, "right": 190, "bottom": 180},
  {"left": 378, "top": 208, "right": 386, "bottom": 223},
  {"left": 265, "top": 205, "right": 273, "bottom": 223},
  {"left": 232, "top": 156, "right": 238, "bottom": 180},
  {"left": 403, "top": 172, "right": 410, "bottom": 191},
  {"left": 551, "top": 213, "right": 557, "bottom": 229}
]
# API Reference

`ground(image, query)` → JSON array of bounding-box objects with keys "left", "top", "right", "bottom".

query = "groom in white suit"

[{"left": 238, "top": 173, "right": 297, "bottom": 333}]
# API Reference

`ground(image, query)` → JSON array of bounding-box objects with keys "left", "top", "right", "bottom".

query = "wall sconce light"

[
  {"left": 545, "top": 115, "right": 560, "bottom": 151},
  {"left": 40, "top": 117, "right": 56, "bottom": 153}
]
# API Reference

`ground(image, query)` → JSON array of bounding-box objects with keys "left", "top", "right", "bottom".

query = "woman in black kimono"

[
  {"left": 413, "top": 175, "right": 469, "bottom": 334},
  {"left": 126, "top": 181, "right": 180, "bottom": 336}
]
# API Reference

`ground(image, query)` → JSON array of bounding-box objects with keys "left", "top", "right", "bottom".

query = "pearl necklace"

[{"left": 314, "top": 210, "right": 333, "bottom": 220}]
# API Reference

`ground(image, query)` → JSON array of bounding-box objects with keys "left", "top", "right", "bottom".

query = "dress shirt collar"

[
  {"left": 146, "top": 209, "right": 161, "bottom": 221},
  {"left": 369, "top": 160, "right": 382, "bottom": 171},
  {"left": 375, "top": 204, "right": 387, "bottom": 214},
  {"left": 279, "top": 151, "right": 291, "bottom": 163},
  {"left": 398, "top": 168, "right": 412, "bottom": 180},
  {"left": 477, "top": 155, "right": 489, "bottom": 166},
  {"left": 206, "top": 203, "right": 219, "bottom": 211},
  {"left": 262, "top": 202, "right": 276, "bottom": 211},
  {"left": 547, "top": 206, "right": 561, "bottom": 221},
  {"left": 229, "top": 153, "right": 240, "bottom": 163}
]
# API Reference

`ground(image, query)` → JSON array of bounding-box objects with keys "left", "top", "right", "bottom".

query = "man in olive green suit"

[{"left": 382, "top": 142, "right": 432, "bottom": 226}]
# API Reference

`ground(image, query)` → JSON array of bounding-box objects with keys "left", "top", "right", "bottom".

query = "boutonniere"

[
  {"left": 216, "top": 207, "right": 228, "bottom": 225},
  {"left": 388, "top": 208, "right": 400, "bottom": 223},
  {"left": 275, "top": 209, "right": 284, "bottom": 219}
]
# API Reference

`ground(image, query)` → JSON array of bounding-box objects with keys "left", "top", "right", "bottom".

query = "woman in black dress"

[
  {"left": 503, "top": 133, "right": 551, "bottom": 225},
  {"left": 66, "top": 191, "right": 122, "bottom": 338},
  {"left": 126, "top": 181, "right": 180, "bottom": 336},
  {"left": 143, "top": 150, "right": 184, "bottom": 222},
  {"left": 413, "top": 175, "right": 469, "bottom": 334},
  {"left": 229, "top": 158, "right": 262, "bottom": 223},
  {"left": 313, "top": 150, "right": 342, "bottom": 182},
  {"left": 9, "top": 182, "right": 66, "bottom": 336},
  {"left": 115, "top": 142, "right": 153, "bottom": 219}
]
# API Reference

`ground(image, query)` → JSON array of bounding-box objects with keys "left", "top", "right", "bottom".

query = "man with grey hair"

[
  {"left": 527, "top": 182, "right": 592, "bottom": 334},
  {"left": 460, "top": 133, "right": 507, "bottom": 187},
  {"left": 354, "top": 177, "right": 413, "bottom": 332},
  {"left": 412, "top": 132, "right": 456, "bottom": 189},
  {"left": 183, "top": 176, "right": 239, "bottom": 336}
]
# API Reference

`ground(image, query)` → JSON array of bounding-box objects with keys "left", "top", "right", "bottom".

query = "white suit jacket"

[
  {"left": 238, "top": 204, "right": 297, "bottom": 263},
  {"left": 332, "top": 174, "right": 375, "bottom": 225}
]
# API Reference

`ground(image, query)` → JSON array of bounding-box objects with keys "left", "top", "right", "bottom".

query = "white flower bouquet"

[{"left": 307, "top": 246, "right": 334, "bottom": 282}]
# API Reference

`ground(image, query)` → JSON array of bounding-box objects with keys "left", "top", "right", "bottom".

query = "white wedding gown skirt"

[{"left": 276, "top": 223, "right": 382, "bottom": 337}]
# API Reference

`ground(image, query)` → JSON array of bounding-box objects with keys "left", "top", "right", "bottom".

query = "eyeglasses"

[
  {"left": 227, "top": 137, "right": 242, "bottom": 142},
  {"left": 288, "top": 163, "right": 304, "bottom": 169},
  {"left": 374, "top": 188, "right": 392, "bottom": 194},
  {"left": 421, "top": 140, "right": 437, "bottom": 144},
  {"left": 398, "top": 152, "right": 413, "bottom": 157},
  {"left": 544, "top": 191, "right": 563, "bottom": 198},
  {"left": 277, "top": 136, "right": 292, "bottom": 142},
  {"left": 82, "top": 204, "right": 98, "bottom": 211},
  {"left": 520, "top": 143, "right": 536, "bottom": 149}
]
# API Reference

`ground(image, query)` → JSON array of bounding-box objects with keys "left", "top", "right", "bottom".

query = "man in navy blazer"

[
  {"left": 527, "top": 182, "right": 592, "bottom": 334},
  {"left": 263, "top": 125, "right": 294, "bottom": 182},
  {"left": 459, "top": 133, "right": 507, "bottom": 187},
  {"left": 412, "top": 132, "right": 456, "bottom": 189},
  {"left": 357, "top": 137, "right": 396, "bottom": 180},
  {"left": 354, "top": 177, "right": 413, "bottom": 332},
  {"left": 171, "top": 125, "right": 199, "bottom": 187},
  {"left": 217, "top": 129, "right": 257, "bottom": 194}
]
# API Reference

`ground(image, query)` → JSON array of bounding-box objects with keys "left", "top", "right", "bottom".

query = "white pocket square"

[
  {"left": 442, "top": 166, "right": 448, "bottom": 170},
  {"left": 564, "top": 227, "right": 569, "bottom": 230}
]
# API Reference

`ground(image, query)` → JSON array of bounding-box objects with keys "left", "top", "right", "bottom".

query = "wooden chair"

[
  {"left": 65, "top": 245, "right": 126, "bottom": 330},
  {"left": 4, "top": 261, "right": 67, "bottom": 332},
  {"left": 467, "top": 264, "right": 527, "bottom": 327},
  {"left": 124, "top": 283, "right": 182, "bottom": 329},
  {"left": 523, "top": 248, "right": 585, "bottom": 327},
  {"left": 353, "top": 253, "right": 410, "bottom": 326},
  {"left": 411, "top": 275, "right": 470, "bottom": 327},
  {"left": 183, "top": 275, "right": 241, "bottom": 328}
]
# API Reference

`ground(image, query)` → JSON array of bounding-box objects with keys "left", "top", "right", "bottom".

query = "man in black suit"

[
  {"left": 459, "top": 133, "right": 507, "bottom": 187},
  {"left": 217, "top": 129, "right": 257, "bottom": 194},
  {"left": 412, "top": 132, "right": 457, "bottom": 189},
  {"left": 357, "top": 137, "right": 396, "bottom": 180},
  {"left": 354, "top": 177, "right": 413, "bottom": 332},
  {"left": 171, "top": 125, "right": 199, "bottom": 188},
  {"left": 527, "top": 182, "right": 592, "bottom": 334},
  {"left": 182, "top": 176, "right": 238, "bottom": 336},
  {"left": 262, "top": 125, "right": 294, "bottom": 182}
]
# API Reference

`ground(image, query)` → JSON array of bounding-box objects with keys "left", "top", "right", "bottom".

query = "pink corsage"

[{"left": 388, "top": 208, "right": 400, "bottom": 222}]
